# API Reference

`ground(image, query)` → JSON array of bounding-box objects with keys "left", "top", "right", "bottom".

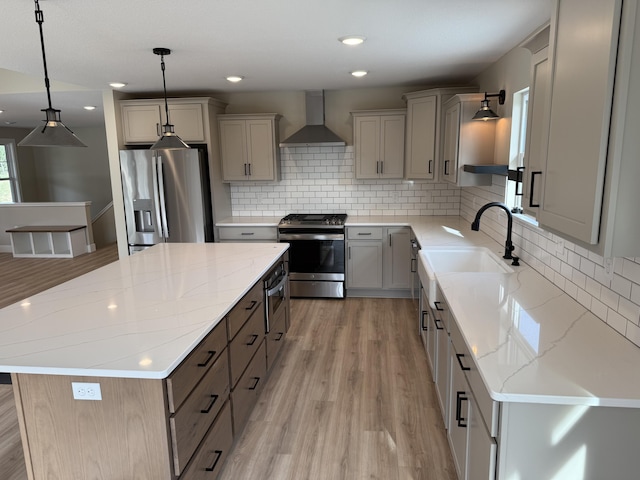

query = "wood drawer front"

[
  {"left": 347, "top": 226, "right": 383, "bottom": 240},
  {"left": 229, "top": 308, "right": 265, "bottom": 387},
  {"left": 218, "top": 226, "right": 277, "bottom": 241},
  {"left": 266, "top": 306, "right": 287, "bottom": 372},
  {"left": 180, "top": 400, "right": 233, "bottom": 480},
  {"left": 228, "top": 281, "right": 263, "bottom": 340},
  {"left": 170, "top": 353, "right": 230, "bottom": 476},
  {"left": 450, "top": 317, "right": 499, "bottom": 437},
  {"left": 167, "top": 320, "right": 228, "bottom": 413},
  {"left": 231, "top": 340, "right": 267, "bottom": 434}
]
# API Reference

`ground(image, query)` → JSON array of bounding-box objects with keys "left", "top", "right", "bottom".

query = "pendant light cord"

[
  {"left": 159, "top": 53, "right": 171, "bottom": 125},
  {"left": 34, "top": 0, "right": 53, "bottom": 111}
]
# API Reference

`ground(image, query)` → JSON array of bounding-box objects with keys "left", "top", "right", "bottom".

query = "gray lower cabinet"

[
  {"left": 347, "top": 226, "right": 411, "bottom": 293},
  {"left": 434, "top": 276, "right": 640, "bottom": 480}
]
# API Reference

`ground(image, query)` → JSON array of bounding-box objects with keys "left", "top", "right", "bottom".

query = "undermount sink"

[{"left": 418, "top": 246, "right": 514, "bottom": 301}]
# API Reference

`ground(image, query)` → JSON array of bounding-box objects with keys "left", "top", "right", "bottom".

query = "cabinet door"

[
  {"left": 167, "top": 103, "right": 205, "bottom": 142},
  {"left": 426, "top": 306, "right": 438, "bottom": 380},
  {"left": 522, "top": 47, "right": 551, "bottom": 215},
  {"left": 383, "top": 227, "right": 411, "bottom": 289},
  {"left": 246, "top": 119, "right": 275, "bottom": 180},
  {"left": 467, "top": 393, "right": 497, "bottom": 480},
  {"left": 441, "top": 103, "right": 460, "bottom": 184},
  {"left": 121, "top": 104, "right": 162, "bottom": 143},
  {"left": 405, "top": 96, "right": 437, "bottom": 179},
  {"left": 540, "top": 0, "right": 621, "bottom": 243},
  {"left": 448, "top": 347, "right": 469, "bottom": 480},
  {"left": 379, "top": 115, "right": 405, "bottom": 179},
  {"left": 219, "top": 120, "right": 249, "bottom": 181},
  {"left": 347, "top": 241, "right": 383, "bottom": 289},
  {"left": 354, "top": 116, "right": 381, "bottom": 179},
  {"left": 435, "top": 317, "right": 450, "bottom": 427}
]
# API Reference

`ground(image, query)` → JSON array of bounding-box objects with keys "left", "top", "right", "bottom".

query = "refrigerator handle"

[{"left": 156, "top": 155, "right": 170, "bottom": 239}]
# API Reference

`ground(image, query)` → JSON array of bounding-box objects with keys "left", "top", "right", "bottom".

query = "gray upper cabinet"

[
  {"left": 218, "top": 114, "right": 281, "bottom": 182},
  {"left": 403, "top": 87, "right": 477, "bottom": 181},
  {"left": 537, "top": 0, "right": 640, "bottom": 257},
  {"left": 352, "top": 110, "right": 406, "bottom": 179}
]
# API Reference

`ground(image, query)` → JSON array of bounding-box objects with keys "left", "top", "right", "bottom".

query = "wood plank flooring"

[
  {"left": 0, "top": 244, "right": 119, "bottom": 480},
  {"left": 0, "top": 244, "right": 119, "bottom": 309},
  {"left": 218, "top": 297, "right": 457, "bottom": 480}
]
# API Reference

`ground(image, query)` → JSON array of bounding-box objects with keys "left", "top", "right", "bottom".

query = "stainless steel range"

[{"left": 278, "top": 214, "right": 347, "bottom": 298}]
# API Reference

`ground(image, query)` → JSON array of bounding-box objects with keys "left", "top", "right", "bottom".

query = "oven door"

[
  {"left": 265, "top": 263, "right": 288, "bottom": 333},
  {"left": 278, "top": 232, "right": 345, "bottom": 281}
]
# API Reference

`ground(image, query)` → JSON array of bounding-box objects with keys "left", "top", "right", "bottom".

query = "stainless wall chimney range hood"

[{"left": 279, "top": 90, "right": 346, "bottom": 147}]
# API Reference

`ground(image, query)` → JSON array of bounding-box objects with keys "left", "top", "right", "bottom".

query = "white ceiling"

[{"left": 0, "top": 0, "right": 551, "bottom": 129}]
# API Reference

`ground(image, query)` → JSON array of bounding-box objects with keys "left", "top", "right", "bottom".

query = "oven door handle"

[
  {"left": 278, "top": 233, "right": 344, "bottom": 241},
  {"left": 266, "top": 273, "right": 288, "bottom": 297}
]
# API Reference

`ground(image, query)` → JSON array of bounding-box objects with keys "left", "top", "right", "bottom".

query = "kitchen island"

[{"left": 0, "top": 242, "right": 289, "bottom": 480}]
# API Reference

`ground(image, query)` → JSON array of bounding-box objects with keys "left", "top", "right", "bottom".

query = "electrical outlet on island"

[{"left": 72, "top": 382, "right": 102, "bottom": 400}]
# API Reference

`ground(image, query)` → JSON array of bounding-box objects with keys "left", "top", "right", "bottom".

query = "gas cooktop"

[{"left": 279, "top": 213, "right": 347, "bottom": 227}]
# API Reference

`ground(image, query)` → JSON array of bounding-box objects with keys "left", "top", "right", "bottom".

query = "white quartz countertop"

[
  {"left": 435, "top": 267, "right": 640, "bottom": 408},
  {"left": 402, "top": 216, "right": 640, "bottom": 409},
  {"left": 0, "top": 243, "right": 288, "bottom": 379},
  {"left": 216, "top": 216, "right": 282, "bottom": 227}
]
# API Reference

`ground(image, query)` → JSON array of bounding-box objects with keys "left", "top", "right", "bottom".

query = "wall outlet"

[
  {"left": 391, "top": 190, "right": 400, "bottom": 200},
  {"left": 72, "top": 382, "right": 102, "bottom": 401},
  {"left": 556, "top": 239, "right": 564, "bottom": 254}
]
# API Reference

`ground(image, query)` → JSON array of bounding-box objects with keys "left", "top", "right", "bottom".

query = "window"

[
  {"left": 0, "top": 139, "right": 21, "bottom": 203},
  {"left": 506, "top": 88, "right": 529, "bottom": 214}
]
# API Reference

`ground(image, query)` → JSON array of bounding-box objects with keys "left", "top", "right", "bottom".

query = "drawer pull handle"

[
  {"left": 434, "top": 317, "right": 444, "bottom": 330},
  {"left": 434, "top": 301, "right": 444, "bottom": 312},
  {"left": 205, "top": 450, "right": 223, "bottom": 472},
  {"left": 246, "top": 334, "right": 259, "bottom": 346},
  {"left": 456, "top": 391, "right": 468, "bottom": 428},
  {"left": 200, "top": 394, "right": 219, "bottom": 414},
  {"left": 410, "top": 258, "right": 417, "bottom": 273},
  {"left": 420, "top": 310, "right": 428, "bottom": 331},
  {"left": 246, "top": 300, "right": 258, "bottom": 311},
  {"left": 456, "top": 353, "right": 471, "bottom": 371},
  {"left": 275, "top": 332, "right": 284, "bottom": 341},
  {"left": 249, "top": 376, "right": 261, "bottom": 390},
  {"left": 358, "top": 232, "right": 372, "bottom": 236},
  {"left": 197, "top": 350, "right": 216, "bottom": 367},
  {"left": 241, "top": 232, "right": 255, "bottom": 236}
]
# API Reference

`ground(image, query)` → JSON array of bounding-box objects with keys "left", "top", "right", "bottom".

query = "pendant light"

[
  {"left": 150, "top": 48, "right": 190, "bottom": 150},
  {"left": 19, "top": 0, "right": 86, "bottom": 148},
  {"left": 472, "top": 90, "right": 506, "bottom": 121}
]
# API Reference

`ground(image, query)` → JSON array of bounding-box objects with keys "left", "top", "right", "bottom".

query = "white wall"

[
  {"left": 219, "top": 85, "right": 430, "bottom": 145},
  {"left": 29, "top": 126, "right": 112, "bottom": 218}
]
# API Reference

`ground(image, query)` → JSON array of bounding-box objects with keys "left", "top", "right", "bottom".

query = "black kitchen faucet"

[{"left": 471, "top": 202, "right": 518, "bottom": 264}]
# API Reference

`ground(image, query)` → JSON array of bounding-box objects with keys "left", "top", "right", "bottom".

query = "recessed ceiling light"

[
  {"left": 226, "top": 76, "right": 244, "bottom": 83},
  {"left": 0, "top": 110, "right": 4, "bottom": 114},
  {"left": 83, "top": 106, "right": 96, "bottom": 111},
  {"left": 351, "top": 70, "right": 368, "bottom": 78},
  {"left": 5, "top": 121, "right": 17, "bottom": 125},
  {"left": 109, "top": 82, "right": 127, "bottom": 89},
  {"left": 339, "top": 36, "right": 366, "bottom": 46}
]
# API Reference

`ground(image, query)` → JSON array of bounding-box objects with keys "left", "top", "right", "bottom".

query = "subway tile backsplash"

[
  {"left": 229, "top": 146, "right": 461, "bottom": 216},
  {"left": 461, "top": 175, "right": 640, "bottom": 348}
]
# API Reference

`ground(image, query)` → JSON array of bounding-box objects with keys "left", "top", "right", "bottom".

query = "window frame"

[{"left": 0, "top": 139, "right": 22, "bottom": 203}]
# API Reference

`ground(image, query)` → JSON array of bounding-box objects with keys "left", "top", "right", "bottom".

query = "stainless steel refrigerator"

[{"left": 119, "top": 147, "right": 213, "bottom": 254}]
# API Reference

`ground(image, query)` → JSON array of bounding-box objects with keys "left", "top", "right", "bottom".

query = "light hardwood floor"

[
  {"left": 0, "top": 244, "right": 119, "bottom": 480},
  {"left": 218, "top": 297, "right": 457, "bottom": 480},
  {"left": 0, "top": 247, "right": 456, "bottom": 480}
]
